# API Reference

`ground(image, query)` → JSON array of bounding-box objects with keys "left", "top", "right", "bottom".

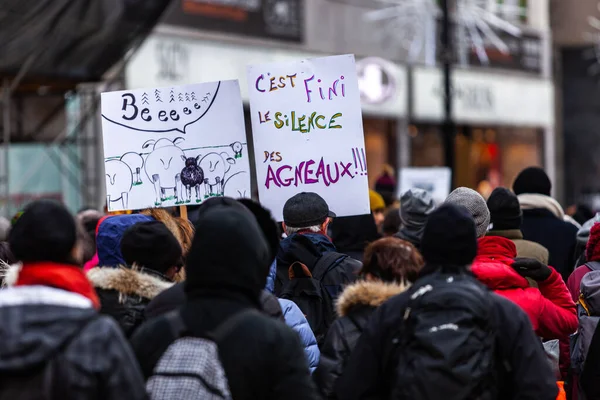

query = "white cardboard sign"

[
  {"left": 101, "top": 80, "right": 251, "bottom": 211},
  {"left": 247, "top": 54, "right": 370, "bottom": 221},
  {"left": 399, "top": 167, "right": 452, "bottom": 205}
]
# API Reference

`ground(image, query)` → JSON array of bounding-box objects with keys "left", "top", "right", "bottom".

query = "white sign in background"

[
  {"left": 399, "top": 167, "right": 452, "bottom": 206},
  {"left": 101, "top": 80, "right": 251, "bottom": 211},
  {"left": 247, "top": 54, "right": 370, "bottom": 221}
]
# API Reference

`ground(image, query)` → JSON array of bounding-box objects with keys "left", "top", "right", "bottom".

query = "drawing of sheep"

[
  {"left": 230, "top": 141, "right": 243, "bottom": 159},
  {"left": 180, "top": 156, "right": 205, "bottom": 203},
  {"left": 105, "top": 159, "right": 133, "bottom": 209},
  {"left": 143, "top": 137, "right": 186, "bottom": 206},
  {"left": 120, "top": 152, "right": 144, "bottom": 185},
  {"left": 199, "top": 152, "right": 236, "bottom": 197}
]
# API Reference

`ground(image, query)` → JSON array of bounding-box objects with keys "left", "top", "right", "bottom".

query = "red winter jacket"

[{"left": 472, "top": 236, "right": 577, "bottom": 340}]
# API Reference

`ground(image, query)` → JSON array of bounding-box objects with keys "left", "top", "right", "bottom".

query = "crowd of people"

[{"left": 1, "top": 166, "right": 600, "bottom": 399}]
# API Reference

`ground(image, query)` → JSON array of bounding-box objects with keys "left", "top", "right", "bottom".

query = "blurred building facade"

[
  {"left": 551, "top": 0, "right": 600, "bottom": 208},
  {"left": 125, "top": 0, "right": 554, "bottom": 201}
]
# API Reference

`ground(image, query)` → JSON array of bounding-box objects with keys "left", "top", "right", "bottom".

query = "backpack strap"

[
  {"left": 312, "top": 252, "right": 346, "bottom": 281},
  {"left": 164, "top": 310, "right": 188, "bottom": 338},
  {"left": 586, "top": 261, "right": 600, "bottom": 271}
]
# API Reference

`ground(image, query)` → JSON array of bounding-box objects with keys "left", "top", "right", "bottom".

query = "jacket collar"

[
  {"left": 335, "top": 280, "right": 409, "bottom": 317},
  {"left": 87, "top": 266, "right": 173, "bottom": 300},
  {"left": 487, "top": 229, "right": 523, "bottom": 240},
  {"left": 477, "top": 236, "right": 517, "bottom": 259}
]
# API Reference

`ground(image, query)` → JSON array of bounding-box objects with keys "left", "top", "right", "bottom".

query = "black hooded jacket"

[
  {"left": 130, "top": 198, "right": 318, "bottom": 400},
  {"left": 335, "top": 269, "right": 558, "bottom": 400}
]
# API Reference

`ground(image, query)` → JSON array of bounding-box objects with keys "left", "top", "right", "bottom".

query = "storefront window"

[
  {"left": 364, "top": 118, "right": 398, "bottom": 188},
  {"left": 410, "top": 124, "right": 542, "bottom": 197}
]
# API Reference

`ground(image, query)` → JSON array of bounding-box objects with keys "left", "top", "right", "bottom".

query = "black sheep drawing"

[{"left": 180, "top": 156, "right": 205, "bottom": 203}]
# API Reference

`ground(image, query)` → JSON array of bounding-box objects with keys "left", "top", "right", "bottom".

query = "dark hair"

[
  {"left": 382, "top": 207, "right": 401, "bottom": 236},
  {"left": 360, "top": 237, "right": 424, "bottom": 284},
  {"left": 238, "top": 199, "right": 279, "bottom": 263}
]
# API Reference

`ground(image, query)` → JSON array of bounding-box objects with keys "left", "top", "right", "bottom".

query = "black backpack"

[
  {"left": 280, "top": 252, "right": 345, "bottom": 346},
  {"left": 390, "top": 272, "right": 498, "bottom": 400}
]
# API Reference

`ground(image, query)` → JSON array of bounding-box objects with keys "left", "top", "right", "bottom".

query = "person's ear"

[
  {"left": 282, "top": 222, "right": 287, "bottom": 232},
  {"left": 322, "top": 218, "right": 332, "bottom": 231}
]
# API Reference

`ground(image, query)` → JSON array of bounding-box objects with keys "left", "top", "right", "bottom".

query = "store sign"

[
  {"left": 413, "top": 67, "right": 553, "bottom": 127},
  {"left": 161, "top": 0, "right": 303, "bottom": 42},
  {"left": 356, "top": 57, "right": 397, "bottom": 104},
  {"left": 126, "top": 34, "right": 408, "bottom": 118}
]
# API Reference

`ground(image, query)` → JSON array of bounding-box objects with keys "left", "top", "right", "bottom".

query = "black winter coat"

[
  {"left": 521, "top": 208, "right": 579, "bottom": 281},
  {"left": 0, "top": 285, "right": 147, "bottom": 400},
  {"left": 130, "top": 292, "right": 318, "bottom": 400},
  {"left": 87, "top": 267, "right": 174, "bottom": 337},
  {"left": 335, "top": 273, "right": 559, "bottom": 400},
  {"left": 314, "top": 281, "right": 407, "bottom": 399}
]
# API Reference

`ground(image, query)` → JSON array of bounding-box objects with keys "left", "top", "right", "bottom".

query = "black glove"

[{"left": 512, "top": 257, "right": 552, "bottom": 282}]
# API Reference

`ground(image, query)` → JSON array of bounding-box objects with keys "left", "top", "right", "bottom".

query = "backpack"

[
  {"left": 571, "top": 270, "right": 600, "bottom": 379},
  {"left": 390, "top": 272, "right": 497, "bottom": 400},
  {"left": 146, "top": 309, "right": 259, "bottom": 400},
  {"left": 279, "top": 252, "right": 343, "bottom": 346}
]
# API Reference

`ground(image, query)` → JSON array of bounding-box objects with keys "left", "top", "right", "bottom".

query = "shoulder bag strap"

[
  {"left": 586, "top": 261, "right": 600, "bottom": 271},
  {"left": 312, "top": 252, "right": 345, "bottom": 281}
]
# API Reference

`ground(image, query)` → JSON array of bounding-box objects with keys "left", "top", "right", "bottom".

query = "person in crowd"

[
  {"left": 382, "top": 207, "right": 401, "bottom": 237},
  {"left": 394, "top": 188, "right": 435, "bottom": 249},
  {"left": 568, "top": 222, "right": 600, "bottom": 302},
  {"left": 579, "top": 285, "right": 600, "bottom": 399},
  {"left": 87, "top": 221, "right": 182, "bottom": 336},
  {"left": 130, "top": 197, "right": 318, "bottom": 399},
  {"left": 369, "top": 190, "right": 386, "bottom": 230},
  {"left": 447, "top": 187, "right": 577, "bottom": 340},
  {"left": 513, "top": 166, "right": 579, "bottom": 280},
  {"left": 96, "top": 214, "right": 154, "bottom": 268},
  {"left": 0, "top": 200, "right": 147, "bottom": 399},
  {"left": 145, "top": 199, "right": 321, "bottom": 374},
  {"left": 141, "top": 208, "right": 194, "bottom": 282},
  {"left": 330, "top": 214, "right": 380, "bottom": 262},
  {"left": 275, "top": 192, "right": 362, "bottom": 299},
  {"left": 569, "top": 203, "right": 595, "bottom": 227},
  {"left": 486, "top": 187, "right": 549, "bottom": 264},
  {"left": 374, "top": 166, "right": 397, "bottom": 207},
  {"left": 314, "top": 237, "right": 423, "bottom": 399},
  {"left": 77, "top": 209, "right": 104, "bottom": 263},
  {"left": 573, "top": 213, "right": 600, "bottom": 269},
  {"left": 335, "top": 203, "right": 559, "bottom": 400}
]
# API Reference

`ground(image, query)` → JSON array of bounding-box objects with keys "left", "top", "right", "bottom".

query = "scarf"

[
  {"left": 16, "top": 262, "right": 100, "bottom": 309},
  {"left": 517, "top": 193, "right": 565, "bottom": 219}
]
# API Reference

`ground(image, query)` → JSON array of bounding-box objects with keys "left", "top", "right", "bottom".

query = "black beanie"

[
  {"left": 9, "top": 200, "right": 77, "bottom": 264},
  {"left": 487, "top": 187, "right": 523, "bottom": 231},
  {"left": 420, "top": 204, "right": 477, "bottom": 267},
  {"left": 238, "top": 198, "right": 279, "bottom": 264},
  {"left": 513, "top": 167, "right": 551, "bottom": 196},
  {"left": 120, "top": 221, "right": 182, "bottom": 274}
]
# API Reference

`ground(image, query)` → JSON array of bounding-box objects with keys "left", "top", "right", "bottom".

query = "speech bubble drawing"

[{"left": 101, "top": 81, "right": 221, "bottom": 134}]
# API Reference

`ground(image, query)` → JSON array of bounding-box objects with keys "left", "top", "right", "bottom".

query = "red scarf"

[{"left": 16, "top": 262, "right": 100, "bottom": 309}]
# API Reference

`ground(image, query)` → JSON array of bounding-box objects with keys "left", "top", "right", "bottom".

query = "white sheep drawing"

[
  {"left": 199, "top": 152, "right": 236, "bottom": 197},
  {"left": 120, "top": 152, "right": 144, "bottom": 185},
  {"left": 143, "top": 137, "right": 186, "bottom": 206},
  {"left": 105, "top": 159, "right": 133, "bottom": 209}
]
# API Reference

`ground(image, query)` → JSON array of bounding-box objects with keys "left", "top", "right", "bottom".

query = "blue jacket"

[
  {"left": 278, "top": 298, "right": 320, "bottom": 373},
  {"left": 97, "top": 215, "right": 153, "bottom": 267},
  {"left": 265, "top": 261, "right": 277, "bottom": 294}
]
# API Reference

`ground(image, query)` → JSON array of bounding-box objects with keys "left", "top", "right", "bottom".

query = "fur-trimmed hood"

[
  {"left": 336, "top": 280, "right": 409, "bottom": 317},
  {"left": 87, "top": 266, "right": 173, "bottom": 300}
]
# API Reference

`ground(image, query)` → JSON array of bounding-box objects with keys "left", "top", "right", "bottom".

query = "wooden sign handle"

[{"left": 179, "top": 205, "right": 188, "bottom": 220}]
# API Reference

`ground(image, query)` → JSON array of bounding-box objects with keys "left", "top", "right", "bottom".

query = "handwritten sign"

[
  {"left": 247, "top": 54, "right": 369, "bottom": 221},
  {"left": 101, "top": 80, "right": 251, "bottom": 212}
]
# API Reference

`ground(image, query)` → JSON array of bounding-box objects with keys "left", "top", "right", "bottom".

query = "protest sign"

[
  {"left": 101, "top": 80, "right": 250, "bottom": 211},
  {"left": 399, "top": 167, "right": 452, "bottom": 205},
  {"left": 247, "top": 54, "right": 370, "bottom": 221}
]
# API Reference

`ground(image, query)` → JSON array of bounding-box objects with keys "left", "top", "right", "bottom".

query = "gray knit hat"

[{"left": 445, "top": 187, "right": 490, "bottom": 238}]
